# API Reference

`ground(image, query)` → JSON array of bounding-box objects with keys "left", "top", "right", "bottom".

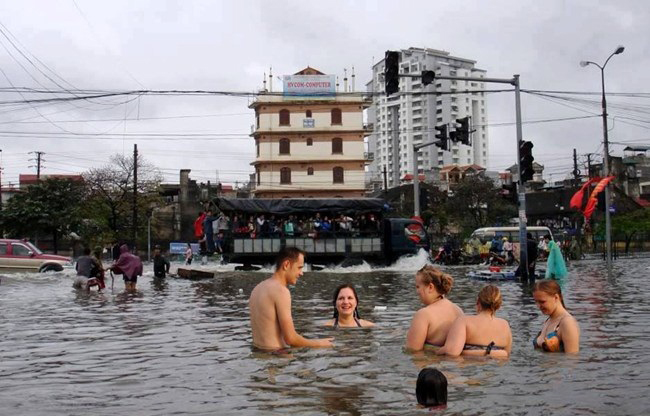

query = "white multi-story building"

[
  {"left": 250, "top": 67, "right": 371, "bottom": 198},
  {"left": 366, "top": 47, "right": 489, "bottom": 190}
]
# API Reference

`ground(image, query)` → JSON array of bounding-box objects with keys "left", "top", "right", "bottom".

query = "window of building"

[
  {"left": 0, "top": 243, "right": 6, "bottom": 255},
  {"left": 332, "top": 137, "right": 343, "bottom": 154},
  {"left": 279, "top": 138, "right": 290, "bottom": 155},
  {"left": 255, "top": 139, "right": 259, "bottom": 157},
  {"left": 306, "top": 137, "right": 313, "bottom": 146},
  {"left": 307, "top": 167, "right": 314, "bottom": 175},
  {"left": 333, "top": 167, "right": 344, "bottom": 183},
  {"left": 256, "top": 168, "right": 260, "bottom": 185},
  {"left": 331, "top": 108, "right": 342, "bottom": 125},
  {"left": 280, "top": 167, "right": 291, "bottom": 184},
  {"left": 306, "top": 109, "right": 312, "bottom": 118},
  {"left": 279, "top": 109, "right": 290, "bottom": 126}
]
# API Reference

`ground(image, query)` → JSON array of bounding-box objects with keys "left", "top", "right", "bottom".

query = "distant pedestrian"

[
  {"left": 73, "top": 247, "right": 95, "bottom": 291},
  {"left": 109, "top": 244, "right": 143, "bottom": 291},
  {"left": 185, "top": 243, "right": 193, "bottom": 265},
  {"left": 111, "top": 241, "right": 121, "bottom": 261},
  {"left": 90, "top": 246, "right": 106, "bottom": 290},
  {"left": 153, "top": 245, "right": 170, "bottom": 279}
]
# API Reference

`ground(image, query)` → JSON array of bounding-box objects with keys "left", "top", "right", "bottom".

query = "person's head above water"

[
  {"left": 332, "top": 284, "right": 361, "bottom": 320},
  {"left": 533, "top": 279, "right": 566, "bottom": 312},
  {"left": 83, "top": 247, "right": 91, "bottom": 256},
  {"left": 415, "top": 265, "right": 454, "bottom": 304},
  {"left": 416, "top": 368, "right": 448, "bottom": 408},
  {"left": 274, "top": 246, "right": 306, "bottom": 285},
  {"left": 476, "top": 285, "right": 502, "bottom": 315}
]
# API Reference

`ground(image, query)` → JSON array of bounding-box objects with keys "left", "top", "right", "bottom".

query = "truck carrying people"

[{"left": 212, "top": 198, "right": 429, "bottom": 268}]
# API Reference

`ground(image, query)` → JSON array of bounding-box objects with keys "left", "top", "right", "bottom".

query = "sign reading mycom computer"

[{"left": 283, "top": 75, "right": 336, "bottom": 97}]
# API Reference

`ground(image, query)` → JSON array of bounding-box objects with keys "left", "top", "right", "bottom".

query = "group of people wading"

[
  {"left": 73, "top": 243, "right": 165, "bottom": 292},
  {"left": 249, "top": 247, "right": 580, "bottom": 355}
]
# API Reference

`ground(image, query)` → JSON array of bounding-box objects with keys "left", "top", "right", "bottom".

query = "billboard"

[{"left": 283, "top": 75, "right": 335, "bottom": 98}]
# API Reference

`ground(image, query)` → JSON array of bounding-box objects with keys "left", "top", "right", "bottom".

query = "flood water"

[{"left": 1, "top": 253, "right": 649, "bottom": 415}]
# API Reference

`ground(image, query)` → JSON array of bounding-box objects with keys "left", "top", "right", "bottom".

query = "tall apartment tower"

[
  {"left": 250, "top": 67, "right": 371, "bottom": 198},
  {"left": 366, "top": 47, "right": 489, "bottom": 189}
]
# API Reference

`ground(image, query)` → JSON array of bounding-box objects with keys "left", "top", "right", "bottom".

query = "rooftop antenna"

[
  {"left": 269, "top": 66, "right": 273, "bottom": 92},
  {"left": 263, "top": 72, "right": 267, "bottom": 92},
  {"left": 343, "top": 68, "right": 348, "bottom": 92},
  {"left": 351, "top": 66, "right": 355, "bottom": 92}
]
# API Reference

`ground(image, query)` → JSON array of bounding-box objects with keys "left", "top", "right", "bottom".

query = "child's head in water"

[{"left": 416, "top": 368, "right": 448, "bottom": 408}]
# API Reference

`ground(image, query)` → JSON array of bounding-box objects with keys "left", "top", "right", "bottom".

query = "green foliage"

[
  {"left": 0, "top": 178, "right": 86, "bottom": 250},
  {"left": 595, "top": 208, "right": 650, "bottom": 252},
  {"left": 445, "top": 175, "right": 516, "bottom": 238}
]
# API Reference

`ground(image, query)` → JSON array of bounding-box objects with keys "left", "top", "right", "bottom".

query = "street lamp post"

[{"left": 580, "top": 45, "right": 625, "bottom": 270}]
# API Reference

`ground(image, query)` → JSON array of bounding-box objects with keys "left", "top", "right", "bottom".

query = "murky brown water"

[{"left": 1, "top": 253, "right": 648, "bottom": 415}]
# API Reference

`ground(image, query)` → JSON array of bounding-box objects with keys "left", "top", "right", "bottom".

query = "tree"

[
  {"left": 0, "top": 178, "right": 86, "bottom": 253},
  {"left": 445, "top": 175, "right": 516, "bottom": 237},
  {"left": 596, "top": 208, "right": 650, "bottom": 254},
  {"left": 83, "top": 153, "right": 163, "bottom": 246}
]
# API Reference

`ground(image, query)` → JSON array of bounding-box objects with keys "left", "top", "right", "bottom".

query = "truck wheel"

[{"left": 40, "top": 264, "right": 63, "bottom": 273}]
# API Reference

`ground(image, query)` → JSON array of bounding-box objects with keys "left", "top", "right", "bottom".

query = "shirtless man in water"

[{"left": 249, "top": 247, "right": 334, "bottom": 350}]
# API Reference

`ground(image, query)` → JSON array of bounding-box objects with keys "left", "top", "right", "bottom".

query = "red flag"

[
  {"left": 583, "top": 176, "right": 616, "bottom": 220},
  {"left": 569, "top": 177, "right": 600, "bottom": 211}
]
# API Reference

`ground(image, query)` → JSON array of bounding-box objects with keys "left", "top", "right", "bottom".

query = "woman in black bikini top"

[
  {"left": 437, "top": 285, "right": 512, "bottom": 357},
  {"left": 325, "top": 284, "right": 374, "bottom": 328}
]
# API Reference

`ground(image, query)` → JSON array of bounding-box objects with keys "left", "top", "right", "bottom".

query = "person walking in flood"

[
  {"left": 73, "top": 247, "right": 96, "bottom": 291},
  {"left": 109, "top": 244, "right": 143, "bottom": 291},
  {"left": 406, "top": 265, "right": 463, "bottom": 350},
  {"left": 153, "top": 245, "right": 170, "bottom": 279},
  {"left": 185, "top": 243, "right": 193, "bottom": 265},
  {"left": 249, "top": 247, "right": 333, "bottom": 350}
]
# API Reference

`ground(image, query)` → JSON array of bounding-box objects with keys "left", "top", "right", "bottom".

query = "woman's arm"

[
  {"left": 437, "top": 317, "right": 466, "bottom": 356},
  {"left": 560, "top": 316, "right": 580, "bottom": 353},
  {"left": 405, "top": 310, "right": 428, "bottom": 351}
]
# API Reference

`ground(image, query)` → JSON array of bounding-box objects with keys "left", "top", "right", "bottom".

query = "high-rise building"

[
  {"left": 366, "top": 47, "right": 489, "bottom": 190},
  {"left": 250, "top": 67, "right": 371, "bottom": 198}
]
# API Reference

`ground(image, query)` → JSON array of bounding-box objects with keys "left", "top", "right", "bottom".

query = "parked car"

[{"left": 0, "top": 239, "right": 73, "bottom": 273}]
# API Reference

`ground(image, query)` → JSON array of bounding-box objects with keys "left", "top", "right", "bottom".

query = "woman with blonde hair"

[
  {"left": 437, "top": 285, "right": 512, "bottom": 357},
  {"left": 532, "top": 279, "right": 580, "bottom": 353},
  {"left": 406, "top": 265, "right": 463, "bottom": 350}
]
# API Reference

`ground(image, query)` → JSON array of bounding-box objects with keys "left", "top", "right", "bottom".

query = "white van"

[{"left": 470, "top": 226, "right": 553, "bottom": 244}]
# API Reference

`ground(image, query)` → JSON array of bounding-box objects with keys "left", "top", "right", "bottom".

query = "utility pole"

[
  {"left": 29, "top": 151, "right": 45, "bottom": 180},
  {"left": 132, "top": 144, "right": 138, "bottom": 247},
  {"left": 586, "top": 154, "right": 592, "bottom": 178},
  {"left": 383, "top": 165, "right": 388, "bottom": 192},
  {"left": 573, "top": 149, "right": 580, "bottom": 186}
]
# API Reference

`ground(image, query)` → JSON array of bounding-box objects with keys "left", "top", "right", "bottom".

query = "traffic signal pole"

[{"left": 400, "top": 71, "right": 529, "bottom": 279}]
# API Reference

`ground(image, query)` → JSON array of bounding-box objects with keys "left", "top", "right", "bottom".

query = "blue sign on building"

[{"left": 169, "top": 242, "right": 199, "bottom": 254}]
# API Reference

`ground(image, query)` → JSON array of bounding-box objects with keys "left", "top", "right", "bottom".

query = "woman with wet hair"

[
  {"left": 437, "top": 285, "right": 512, "bottom": 357},
  {"left": 416, "top": 368, "right": 448, "bottom": 409},
  {"left": 325, "top": 284, "right": 374, "bottom": 328},
  {"left": 533, "top": 279, "right": 580, "bottom": 353},
  {"left": 406, "top": 265, "right": 464, "bottom": 350}
]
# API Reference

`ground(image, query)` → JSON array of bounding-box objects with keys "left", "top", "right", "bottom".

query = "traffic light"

[
  {"left": 519, "top": 140, "right": 535, "bottom": 183},
  {"left": 456, "top": 117, "right": 471, "bottom": 145},
  {"left": 384, "top": 51, "right": 400, "bottom": 96},
  {"left": 434, "top": 124, "right": 448, "bottom": 151},
  {"left": 421, "top": 70, "right": 435, "bottom": 86}
]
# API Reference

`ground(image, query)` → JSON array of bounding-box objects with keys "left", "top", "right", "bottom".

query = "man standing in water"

[{"left": 249, "top": 247, "right": 333, "bottom": 350}]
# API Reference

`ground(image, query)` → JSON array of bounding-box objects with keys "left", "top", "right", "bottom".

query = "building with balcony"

[
  {"left": 366, "top": 47, "right": 489, "bottom": 189},
  {"left": 250, "top": 67, "right": 370, "bottom": 198}
]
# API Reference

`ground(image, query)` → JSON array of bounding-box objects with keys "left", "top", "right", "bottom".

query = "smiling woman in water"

[{"left": 325, "top": 284, "right": 375, "bottom": 328}]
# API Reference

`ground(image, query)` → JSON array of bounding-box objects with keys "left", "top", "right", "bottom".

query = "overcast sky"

[{"left": 0, "top": 0, "right": 648, "bottom": 187}]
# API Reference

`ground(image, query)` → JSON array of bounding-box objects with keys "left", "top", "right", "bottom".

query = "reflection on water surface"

[{"left": 1, "top": 257, "right": 649, "bottom": 415}]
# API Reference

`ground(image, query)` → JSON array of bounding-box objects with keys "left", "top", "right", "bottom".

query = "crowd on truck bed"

[
  {"left": 225, "top": 212, "right": 382, "bottom": 239},
  {"left": 193, "top": 210, "right": 385, "bottom": 257}
]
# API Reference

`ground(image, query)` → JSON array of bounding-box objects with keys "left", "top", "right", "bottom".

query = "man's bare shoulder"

[{"left": 250, "top": 277, "right": 288, "bottom": 300}]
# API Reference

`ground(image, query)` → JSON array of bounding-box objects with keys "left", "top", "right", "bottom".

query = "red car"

[{"left": 0, "top": 239, "right": 73, "bottom": 273}]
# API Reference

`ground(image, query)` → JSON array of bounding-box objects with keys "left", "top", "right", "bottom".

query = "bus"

[{"left": 470, "top": 226, "right": 553, "bottom": 244}]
